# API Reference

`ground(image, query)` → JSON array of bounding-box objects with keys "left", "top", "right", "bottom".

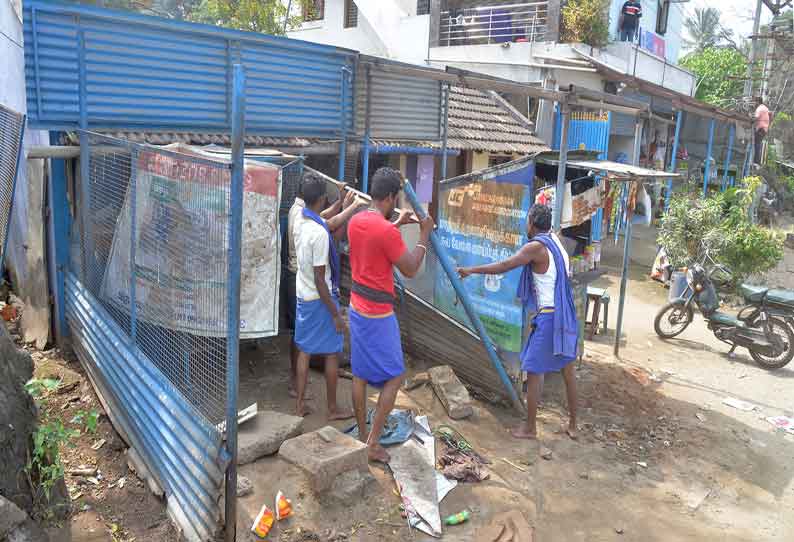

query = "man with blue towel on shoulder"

[
  {"left": 459, "top": 204, "right": 579, "bottom": 440},
  {"left": 293, "top": 175, "right": 361, "bottom": 420}
]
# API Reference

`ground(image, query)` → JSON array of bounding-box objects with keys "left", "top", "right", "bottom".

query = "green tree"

[
  {"left": 187, "top": 0, "right": 303, "bottom": 34},
  {"left": 683, "top": 7, "right": 723, "bottom": 52},
  {"left": 680, "top": 47, "right": 747, "bottom": 109},
  {"left": 560, "top": 0, "right": 610, "bottom": 48}
]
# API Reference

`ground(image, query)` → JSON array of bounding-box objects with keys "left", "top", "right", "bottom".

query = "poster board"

[
  {"left": 101, "top": 144, "right": 281, "bottom": 338},
  {"left": 434, "top": 160, "right": 534, "bottom": 367}
]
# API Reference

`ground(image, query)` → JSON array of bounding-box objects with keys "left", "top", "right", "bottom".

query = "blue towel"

[
  {"left": 517, "top": 234, "right": 579, "bottom": 360},
  {"left": 302, "top": 207, "right": 340, "bottom": 293}
]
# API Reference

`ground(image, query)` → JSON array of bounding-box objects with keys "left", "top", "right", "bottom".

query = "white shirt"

[
  {"left": 286, "top": 197, "right": 305, "bottom": 274},
  {"left": 533, "top": 233, "right": 570, "bottom": 309},
  {"left": 294, "top": 213, "right": 333, "bottom": 301}
]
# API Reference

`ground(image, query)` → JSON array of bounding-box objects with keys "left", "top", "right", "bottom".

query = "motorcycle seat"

[
  {"left": 740, "top": 284, "right": 768, "bottom": 303},
  {"left": 710, "top": 311, "right": 741, "bottom": 327},
  {"left": 767, "top": 289, "right": 794, "bottom": 308}
]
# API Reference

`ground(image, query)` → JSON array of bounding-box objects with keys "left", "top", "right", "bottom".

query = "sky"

[{"left": 682, "top": 0, "right": 774, "bottom": 41}]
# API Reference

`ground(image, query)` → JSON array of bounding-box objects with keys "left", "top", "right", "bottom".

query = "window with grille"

[
  {"left": 302, "top": 0, "right": 325, "bottom": 22},
  {"left": 656, "top": 0, "right": 670, "bottom": 35},
  {"left": 417, "top": 0, "right": 430, "bottom": 15},
  {"left": 344, "top": 0, "right": 358, "bottom": 28}
]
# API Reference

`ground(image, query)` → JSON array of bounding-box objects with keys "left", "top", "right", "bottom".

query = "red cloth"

[{"left": 347, "top": 211, "right": 407, "bottom": 316}]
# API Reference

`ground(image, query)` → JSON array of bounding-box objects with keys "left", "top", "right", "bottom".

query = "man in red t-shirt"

[{"left": 347, "top": 167, "right": 434, "bottom": 463}]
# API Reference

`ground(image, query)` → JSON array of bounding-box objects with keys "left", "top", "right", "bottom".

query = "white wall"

[{"left": 287, "top": 0, "right": 431, "bottom": 64}]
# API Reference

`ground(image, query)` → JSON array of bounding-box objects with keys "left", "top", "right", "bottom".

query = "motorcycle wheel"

[
  {"left": 748, "top": 317, "right": 794, "bottom": 370},
  {"left": 654, "top": 302, "right": 694, "bottom": 339}
]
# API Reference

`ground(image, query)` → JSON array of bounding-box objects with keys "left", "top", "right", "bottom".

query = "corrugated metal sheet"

[
  {"left": 554, "top": 110, "right": 611, "bottom": 157},
  {"left": 23, "top": 1, "right": 354, "bottom": 137},
  {"left": 65, "top": 272, "right": 225, "bottom": 542},
  {"left": 355, "top": 67, "right": 443, "bottom": 141}
]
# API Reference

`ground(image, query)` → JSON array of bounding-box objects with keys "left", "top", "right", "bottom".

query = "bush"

[
  {"left": 658, "top": 177, "right": 784, "bottom": 288},
  {"left": 561, "top": 0, "right": 610, "bottom": 48}
]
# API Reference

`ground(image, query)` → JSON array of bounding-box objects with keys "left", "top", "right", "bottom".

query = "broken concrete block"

[
  {"left": 278, "top": 426, "right": 369, "bottom": 497},
  {"left": 403, "top": 371, "right": 431, "bottom": 391},
  {"left": 428, "top": 365, "right": 474, "bottom": 419},
  {"left": 237, "top": 410, "right": 304, "bottom": 465},
  {"left": 236, "top": 475, "right": 253, "bottom": 498},
  {"left": 0, "top": 496, "right": 27, "bottom": 539}
]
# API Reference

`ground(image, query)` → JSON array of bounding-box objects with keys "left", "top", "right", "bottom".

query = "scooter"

[{"left": 654, "top": 263, "right": 794, "bottom": 369}]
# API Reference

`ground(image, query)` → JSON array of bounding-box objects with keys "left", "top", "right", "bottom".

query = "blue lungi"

[
  {"left": 349, "top": 308, "right": 404, "bottom": 388},
  {"left": 521, "top": 311, "right": 576, "bottom": 374},
  {"left": 295, "top": 296, "right": 343, "bottom": 355}
]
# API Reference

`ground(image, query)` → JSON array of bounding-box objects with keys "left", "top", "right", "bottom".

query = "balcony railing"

[{"left": 439, "top": 2, "right": 548, "bottom": 46}]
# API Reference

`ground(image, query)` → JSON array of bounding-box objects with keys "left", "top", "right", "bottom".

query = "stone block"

[
  {"left": 238, "top": 410, "right": 304, "bottom": 465},
  {"left": 236, "top": 475, "right": 253, "bottom": 497},
  {"left": 428, "top": 365, "right": 474, "bottom": 420},
  {"left": 0, "top": 496, "right": 27, "bottom": 539},
  {"left": 278, "top": 426, "right": 369, "bottom": 495}
]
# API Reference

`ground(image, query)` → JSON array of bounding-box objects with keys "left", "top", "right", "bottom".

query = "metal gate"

[
  {"left": 0, "top": 104, "right": 26, "bottom": 267},
  {"left": 63, "top": 130, "right": 243, "bottom": 541}
]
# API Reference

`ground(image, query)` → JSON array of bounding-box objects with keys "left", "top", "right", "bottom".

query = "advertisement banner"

[
  {"left": 101, "top": 144, "right": 281, "bottom": 338},
  {"left": 434, "top": 159, "right": 534, "bottom": 363}
]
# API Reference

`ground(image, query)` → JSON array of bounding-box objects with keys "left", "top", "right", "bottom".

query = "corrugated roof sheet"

[{"left": 67, "top": 131, "right": 320, "bottom": 148}]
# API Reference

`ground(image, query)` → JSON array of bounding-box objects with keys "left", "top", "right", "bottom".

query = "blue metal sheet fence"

[
  {"left": 0, "top": 104, "right": 26, "bottom": 268},
  {"left": 23, "top": 0, "right": 355, "bottom": 137},
  {"left": 66, "top": 130, "right": 242, "bottom": 541},
  {"left": 553, "top": 109, "right": 611, "bottom": 154}
]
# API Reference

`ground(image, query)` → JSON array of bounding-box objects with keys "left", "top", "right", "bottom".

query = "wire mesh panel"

[
  {"left": 74, "top": 131, "right": 234, "bottom": 427},
  {"left": 0, "top": 104, "right": 25, "bottom": 266}
]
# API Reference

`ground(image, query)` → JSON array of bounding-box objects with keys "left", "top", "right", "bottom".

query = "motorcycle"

[{"left": 654, "top": 261, "right": 794, "bottom": 370}]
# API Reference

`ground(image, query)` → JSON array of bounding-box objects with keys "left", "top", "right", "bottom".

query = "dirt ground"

[{"left": 17, "top": 243, "right": 794, "bottom": 541}]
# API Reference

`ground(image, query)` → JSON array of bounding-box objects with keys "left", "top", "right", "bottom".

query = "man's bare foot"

[
  {"left": 510, "top": 423, "right": 537, "bottom": 440},
  {"left": 368, "top": 444, "right": 390, "bottom": 464},
  {"left": 289, "top": 387, "right": 313, "bottom": 399},
  {"left": 566, "top": 423, "right": 578, "bottom": 440},
  {"left": 328, "top": 407, "right": 355, "bottom": 421},
  {"left": 296, "top": 404, "right": 313, "bottom": 417}
]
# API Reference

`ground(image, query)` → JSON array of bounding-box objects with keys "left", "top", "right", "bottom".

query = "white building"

[{"left": 287, "top": 1, "right": 695, "bottom": 97}]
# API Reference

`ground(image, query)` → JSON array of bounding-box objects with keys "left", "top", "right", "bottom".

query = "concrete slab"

[
  {"left": 238, "top": 410, "right": 304, "bottom": 465},
  {"left": 278, "top": 426, "right": 369, "bottom": 496},
  {"left": 429, "top": 365, "right": 474, "bottom": 419}
]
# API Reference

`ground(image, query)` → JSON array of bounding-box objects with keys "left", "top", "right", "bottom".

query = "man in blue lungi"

[
  {"left": 459, "top": 204, "right": 579, "bottom": 440},
  {"left": 293, "top": 176, "right": 360, "bottom": 419},
  {"left": 347, "top": 168, "right": 434, "bottom": 463}
]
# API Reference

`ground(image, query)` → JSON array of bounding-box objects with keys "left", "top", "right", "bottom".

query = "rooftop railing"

[{"left": 439, "top": 2, "right": 549, "bottom": 46}]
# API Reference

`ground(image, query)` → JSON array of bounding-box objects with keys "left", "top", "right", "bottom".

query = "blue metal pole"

[
  {"left": 401, "top": 182, "right": 524, "bottom": 413},
  {"left": 665, "top": 110, "right": 683, "bottom": 212},
  {"left": 703, "top": 118, "right": 716, "bottom": 197},
  {"left": 440, "top": 83, "right": 450, "bottom": 181},
  {"left": 742, "top": 140, "right": 752, "bottom": 179},
  {"left": 552, "top": 106, "right": 570, "bottom": 231},
  {"left": 48, "top": 131, "right": 70, "bottom": 343},
  {"left": 722, "top": 124, "right": 735, "bottom": 190},
  {"left": 338, "top": 67, "right": 351, "bottom": 182},
  {"left": 224, "top": 63, "right": 245, "bottom": 542},
  {"left": 129, "top": 149, "right": 138, "bottom": 341},
  {"left": 361, "top": 66, "right": 372, "bottom": 193},
  {"left": 77, "top": 29, "right": 93, "bottom": 285},
  {"left": 614, "top": 117, "right": 643, "bottom": 357}
]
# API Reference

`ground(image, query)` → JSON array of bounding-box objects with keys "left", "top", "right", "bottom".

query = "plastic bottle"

[{"left": 444, "top": 510, "right": 471, "bottom": 525}]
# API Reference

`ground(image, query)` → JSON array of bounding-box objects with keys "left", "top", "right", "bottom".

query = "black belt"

[{"left": 351, "top": 280, "right": 397, "bottom": 308}]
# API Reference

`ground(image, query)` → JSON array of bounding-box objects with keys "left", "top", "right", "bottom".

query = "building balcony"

[{"left": 437, "top": 1, "right": 550, "bottom": 47}]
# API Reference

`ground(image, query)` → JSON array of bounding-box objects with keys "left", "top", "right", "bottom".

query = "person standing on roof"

[
  {"left": 458, "top": 204, "right": 579, "bottom": 441},
  {"left": 619, "top": 0, "right": 642, "bottom": 43},
  {"left": 347, "top": 167, "right": 433, "bottom": 463}
]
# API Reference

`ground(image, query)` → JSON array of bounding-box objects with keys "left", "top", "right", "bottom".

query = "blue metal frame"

[
  {"left": 703, "top": 118, "right": 716, "bottom": 196},
  {"left": 224, "top": 63, "right": 245, "bottom": 542},
  {"left": 440, "top": 83, "right": 450, "bottom": 181},
  {"left": 552, "top": 107, "right": 570, "bottom": 231},
  {"left": 48, "top": 131, "right": 70, "bottom": 342},
  {"left": 665, "top": 110, "right": 683, "bottom": 212},
  {"left": 338, "top": 67, "right": 351, "bottom": 181},
  {"left": 402, "top": 182, "right": 524, "bottom": 412},
  {"left": 722, "top": 124, "right": 735, "bottom": 191}
]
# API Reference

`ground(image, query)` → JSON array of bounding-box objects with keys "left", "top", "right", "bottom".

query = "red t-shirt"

[{"left": 347, "top": 210, "right": 407, "bottom": 315}]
